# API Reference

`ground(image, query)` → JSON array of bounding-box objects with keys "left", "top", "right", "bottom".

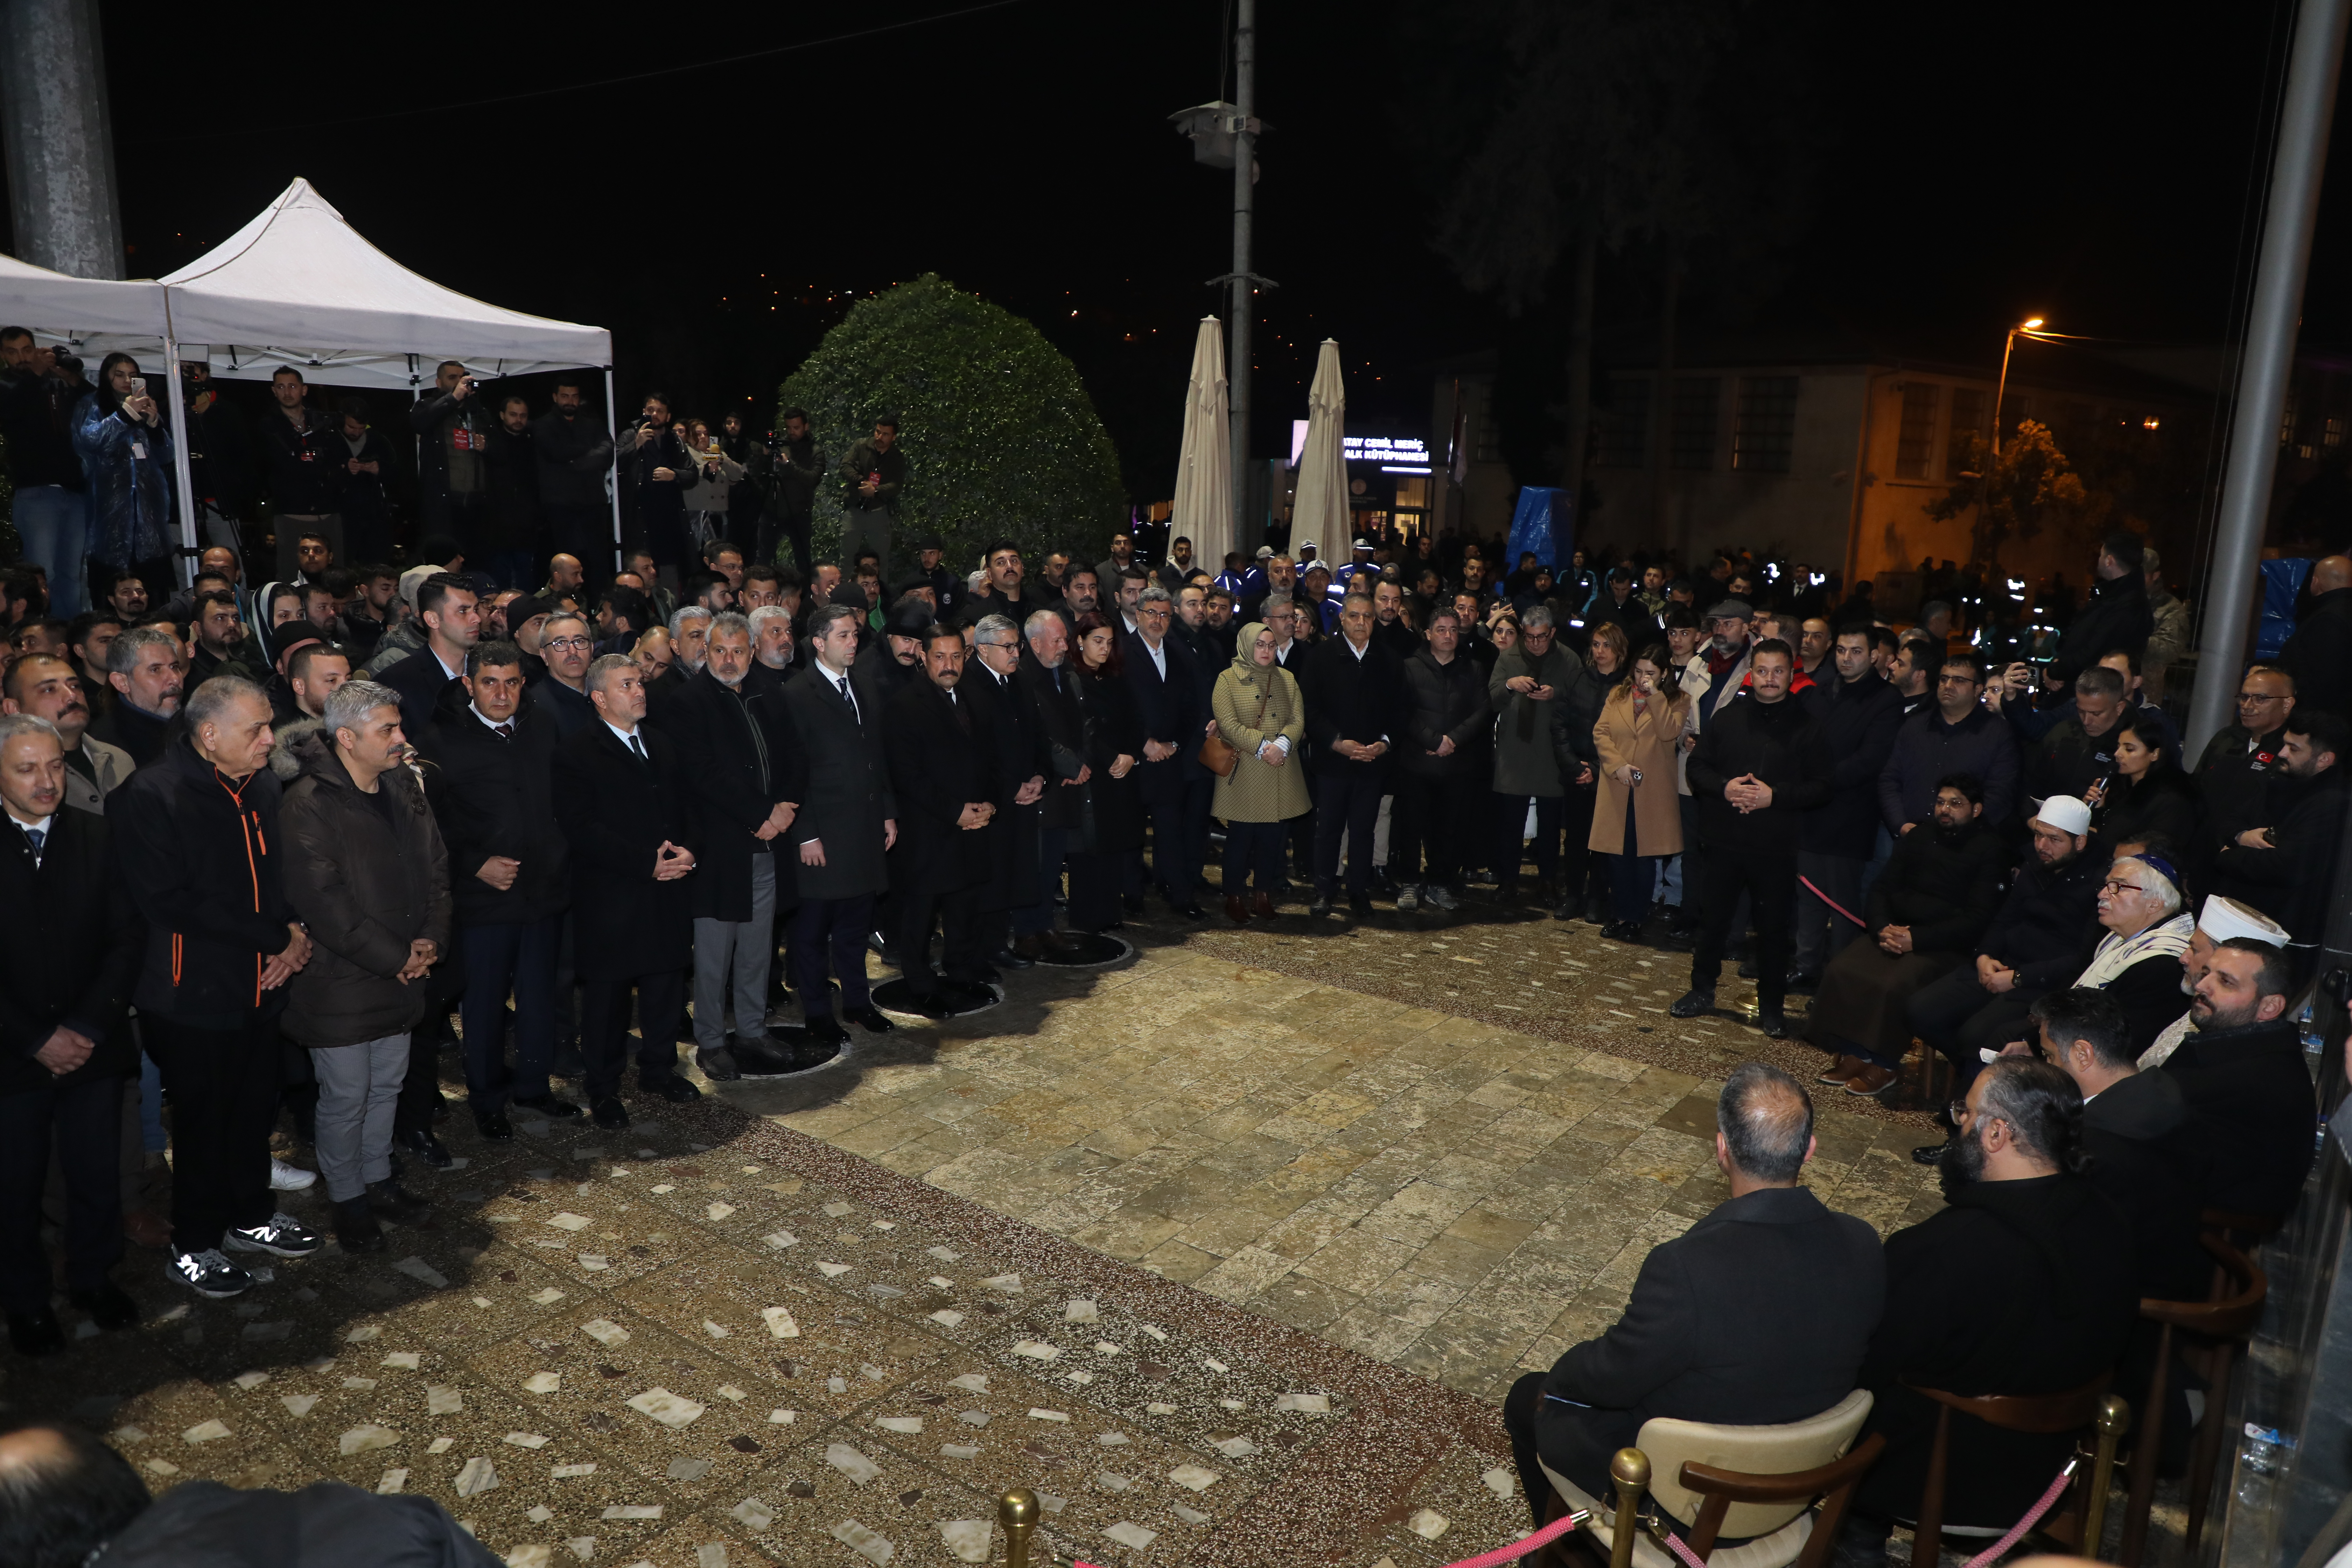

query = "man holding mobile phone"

[{"left": 409, "top": 361, "right": 489, "bottom": 561}]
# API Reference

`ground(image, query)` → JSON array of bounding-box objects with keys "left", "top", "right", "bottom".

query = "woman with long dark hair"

[
  {"left": 2087, "top": 713, "right": 2197, "bottom": 851},
  {"left": 1066, "top": 614, "right": 1144, "bottom": 932},
  {"left": 72, "top": 351, "right": 176, "bottom": 607},
  {"left": 1588, "top": 642, "right": 1690, "bottom": 939},
  {"left": 1548, "top": 620, "right": 1624, "bottom": 922}
]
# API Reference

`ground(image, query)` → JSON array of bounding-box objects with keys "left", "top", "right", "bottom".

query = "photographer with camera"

[
  {"left": 0, "top": 327, "right": 94, "bottom": 617},
  {"left": 838, "top": 411, "right": 904, "bottom": 578},
  {"left": 409, "top": 360, "right": 490, "bottom": 556},
  {"left": 72, "top": 354, "right": 177, "bottom": 608},
  {"left": 620, "top": 392, "right": 694, "bottom": 593},
  {"left": 758, "top": 406, "right": 821, "bottom": 581}
]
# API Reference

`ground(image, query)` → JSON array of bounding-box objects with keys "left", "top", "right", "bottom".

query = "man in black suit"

[
  {"left": 550, "top": 654, "right": 702, "bottom": 1129},
  {"left": 651, "top": 612, "right": 830, "bottom": 1077},
  {"left": 2164, "top": 937, "right": 2318, "bottom": 1220},
  {"left": 416, "top": 643, "right": 576, "bottom": 1139},
  {"left": 0, "top": 714, "right": 142, "bottom": 1354},
  {"left": 1842, "top": 1057, "right": 2137, "bottom": 1552},
  {"left": 778, "top": 605, "right": 898, "bottom": 1045},
  {"left": 1503, "top": 1063, "right": 1882, "bottom": 1519},
  {"left": 1302, "top": 589, "right": 1403, "bottom": 917},
  {"left": 883, "top": 624, "right": 997, "bottom": 1015},
  {"left": 1016, "top": 608, "right": 1089, "bottom": 959},
  {"left": 963, "top": 612, "right": 1048, "bottom": 972},
  {"left": 1124, "top": 585, "right": 1209, "bottom": 918},
  {"left": 377, "top": 573, "right": 481, "bottom": 738}
]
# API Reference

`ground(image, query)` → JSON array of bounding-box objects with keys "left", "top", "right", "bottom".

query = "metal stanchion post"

[
  {"left": 2084, "top": 1395, "right": 2132, "bottom": 1559},
  {"left": 1000, "top": 1487, "right": 1038, "bottom": 1568},
  {"left": 1608, "top": 1448, "right": 1651, "bottom": 1568}
]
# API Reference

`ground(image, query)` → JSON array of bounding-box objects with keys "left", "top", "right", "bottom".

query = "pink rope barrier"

[
  {"left": 1063, "top": 1506, "right": 1587, "bottom": 1568},
  {"left": 1649, "top": 1455, "right": 2077, "bottom": 1568}
]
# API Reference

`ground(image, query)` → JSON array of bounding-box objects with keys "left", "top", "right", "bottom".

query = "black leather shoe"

[
  {"left": 8, "top": 1307, "right": 65, "bottom": 1357},
  {"left": 394, "top": 1127, "right": 451, "bottom": 1169},
  {"left": 334, "top": 1196, "right": 386, "bottom": 1253},
  {"left": 647, "top": 1075, "right": 702, "bottom": 1103},
  {"left": 1757, "top": 1008, "right": 1790, "bottom": 1040},
  {"left": 1349, "top": 893, "right": 1374, "bottom": 916},
  {"left": 989, "top": 946, "right": 1035, "bottom": 970},
  {"left": 775, "top": 1034, "right": 845, "bottom": 1073},
  {"left": 369, "top": 1180, "right": 432, "bottom": 1224},
  {"left": 590, "top": 1096, "right": 630, "bottom": 1129},
  {"left": 897, "top": 991, "right": 960, "bottom": 1020},
  {"left": 696, "top": 1048, "right": 742, "bottom": 1082},
  {"left": 1912, "top": 1142, "right": 1949, "bottom": 1166},
  {"left": 1668, "top": 989, "right": 1716, "bottom": 1018},
  {"left": 1784, "top": 969, "right": 1822, "bottom": 994},
  {"left": 847, "top": 1006, "right": 896, "bottom": 1035},
  {"left": 729, "top": 1036, "right": 797, "bottom": 1078},
  {"left": 474, "top": 1110, "right": 514, "bottom": 1141},
  {"left": 511, "top": 1093, "right": 581, "bottom": 1119},
  {"left": 806, "top": 1014, "right": 850, "bottom": 1046},
  {"left": 69, "top": 1281, "right": 138, "bottom": 1331},
  {"left": 548, "top": 1043, "right": 587, "bottom": 1078}
]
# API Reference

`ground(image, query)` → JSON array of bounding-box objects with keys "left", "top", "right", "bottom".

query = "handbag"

[{"left": 1200, "top": 685, "right": 1269, "bottom": 779}]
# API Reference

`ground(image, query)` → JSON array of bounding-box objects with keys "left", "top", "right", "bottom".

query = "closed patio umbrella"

[
  {"left": 1291, "top": 339, "right": 1348, "bottom": 564},
  {"left": 1171, "top": 316, "right": 1232, "bottom": 575}
]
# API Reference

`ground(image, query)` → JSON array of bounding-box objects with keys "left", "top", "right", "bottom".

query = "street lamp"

[{"left": 1991, "top": 316, "right": 2050, "bottom": 457}]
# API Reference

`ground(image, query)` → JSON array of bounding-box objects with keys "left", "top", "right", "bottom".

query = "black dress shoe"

[
  {"left": 1757, "top": 1008, "right": 1790, "bottom": 1040},
  {"left": 1912, "top": 1142, "right": 1950, "bottom": 1166},
  {"left": 395, "top": 1127, "right": 452, "bottom": 1169},
  {"left": 69, "top": 1281, "right": 138, "bottom": 1331},
  {"left": 9, "top": 1307, "right": 65, "bottom": 1357},
  {"left": 334, "top": 1196, "right": 386, "bottom": 1253},
  {"left": 696, "top": 1047, "right": 742, "bottom": 1082},
  {"left": 806, "top": 1014, "right": 850, "bottom": 1046},
  {"left": 1784, "top": 969, "right": 1822, "bottom": 994},
  {"left": 646, "top": 1075, "right": 702, "bottom": 1103},
  {"left": 897, "top": 991, "right": 959, "bottom": 1020},
  {"left": 474, "top": 1110, "right": 514, "bottom": 1141},
  {"left": 989, "top": 946, "right": 1036, "bottom": 970},
  {"left": 510, "top": 1093, "right": 581, "bottom": 1119},
  {"left": 591, "top": 1096, "right": 630, "bottom": 1129},
  {"left": 1175, "top": 902, "right": 1207, "bottom": 919},
  {"left": 1349, "top": 893, "right": 1374, "bottom": 916},
  {"left": 846, "top": 1006, "right": 896, "bottom": 1034},
  {"left": 728, "top": 1036, "right": 797, "bottom": 1078},
  {"left": 369, "top": 1180, "right": 432, "bottom": 1224}
]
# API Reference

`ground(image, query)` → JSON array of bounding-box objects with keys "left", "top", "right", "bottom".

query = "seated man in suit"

[
  {"left": 2165, "top": 936, "right": 2318, "bottom": 1222},
  {"left": 1841, "top": 1056, "right": 2138, "bottom": 1556},
  {"left": 1502, "top": 1063, "right": 1883, "bottom": 1526}
]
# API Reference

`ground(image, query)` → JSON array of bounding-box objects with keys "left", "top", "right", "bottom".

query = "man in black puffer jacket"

[
  {"left": 416, "top": 643, "right": 574, "bottom": 1140},
  {"left": 2049, "top": 531, "right": 2154, "bottom": 685},
  {"left": 1392, "top": 606, "right": 1491, "bottom": 911},
  {"left": 114, "top": 677, "right": 324, "bottom": 1300},
  {"left": 1793, "top": 625, "right": 1902, "bottom": 984},
  {"left": 1673, "top": 640, "right": 1832, "bottom": 1037}
]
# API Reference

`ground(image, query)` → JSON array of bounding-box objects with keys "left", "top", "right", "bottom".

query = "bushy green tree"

[
  {"left": 1929, "top": 419, "right": 2107, "bottom": 564},
  {"left": 776, "top": 274, "right": 1125, "bottom": 575}
]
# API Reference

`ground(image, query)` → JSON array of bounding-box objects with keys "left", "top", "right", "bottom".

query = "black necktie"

[
  {"left": 495, "top": 723, "right": 513, "bottom": 741},
  {"left": 630, "top": 733, "right": 648, "bottom": 762},
  {"left": 836, "top": 676, "right": 860, "bottom": 724}
]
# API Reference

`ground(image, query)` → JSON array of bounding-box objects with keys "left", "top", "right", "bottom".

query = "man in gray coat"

[
  {"left": 1487, "top": 606, "right": 1576, "bottom": 901},
  {"left": 779, "top": 606, "right": 899, "bottom": 1046},
  {"left": 277, "top": 681, "right": 451, "bottom": 1254}
]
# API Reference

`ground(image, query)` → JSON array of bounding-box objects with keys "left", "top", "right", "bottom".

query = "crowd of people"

[{"left": 0, "top": 368, "right": 2338, "bottom": 1568}]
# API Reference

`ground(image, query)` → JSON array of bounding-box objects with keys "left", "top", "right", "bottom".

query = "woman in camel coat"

[{"left": 1587, "top": 641, "right": 1688, "bottom": 940}]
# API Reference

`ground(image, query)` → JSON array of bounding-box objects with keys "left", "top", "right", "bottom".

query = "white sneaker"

[{"left": 270, "top": 1159, "right": 317, "bottom": 1191}]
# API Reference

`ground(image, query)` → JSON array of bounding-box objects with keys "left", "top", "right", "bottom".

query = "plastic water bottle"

[
  {"left": 2237, "top": 1424, "right": 2287, "bottom": 1505},
  {"left": 2297, "top": 1000, "right": 2325, "bottom": 1058}
]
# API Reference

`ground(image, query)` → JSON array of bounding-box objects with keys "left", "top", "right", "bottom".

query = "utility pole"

[
  {"left": 2187, "top": 0, "right": 2352, "bottom": 755},
  {"left": 1227, "top": 0, "right": 1258, "bottom": 552},
  {"left": 0, "top": 0, "right": 125, "bottom": 278}
]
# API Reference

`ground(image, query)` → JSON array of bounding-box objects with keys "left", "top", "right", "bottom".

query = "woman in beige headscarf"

[{"left": 1211, "top": 621, "right": 1309, "bottom": 923}]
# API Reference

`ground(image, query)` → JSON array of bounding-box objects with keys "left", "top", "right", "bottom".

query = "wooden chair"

[
  {"left": 1536, "top": 1390, "right": 1882, "bottom": 1568},
  {"left": 1901, "top": 1374, "right": 2127, "bottom": 1568},
  {"left": 2116, "top": 1236, "right": 2268, "bottom": 1565}
]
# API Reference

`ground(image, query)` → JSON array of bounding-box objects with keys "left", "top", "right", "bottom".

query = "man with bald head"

[
  {"left": 1501, "top": 1062, "right": 1882, "bottom": 1521},
  {"left": 2280, "top": 553, "right": 2352, "bottom": 719}
]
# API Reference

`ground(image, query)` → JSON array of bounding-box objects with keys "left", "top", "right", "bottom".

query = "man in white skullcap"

[{"left": 2139, "top": 895, "right": 2290, "bottom": 1068}]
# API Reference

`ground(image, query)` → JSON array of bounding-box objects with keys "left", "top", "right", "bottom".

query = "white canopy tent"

[{"left": 2, "top": 178, "right": 620, "bottom": 574}]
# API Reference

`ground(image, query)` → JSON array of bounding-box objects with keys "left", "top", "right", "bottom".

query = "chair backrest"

[
  {"left": 1903, "top": 1372, "right": 2108, "bottom": 1434},
  {"left": 1635, "top": 1389, "right": 1875, "bottom": 1540},
  {"left": 2142, "top": 1236, "right": 2268, "bottom": 1339}
]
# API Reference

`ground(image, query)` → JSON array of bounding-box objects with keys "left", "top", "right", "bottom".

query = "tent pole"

[
  {"left": 161, "top": 333, "right": 200, "bottom": 588},
  {"left": 604, "top": 366, "right": 623, "bottom": 573}
]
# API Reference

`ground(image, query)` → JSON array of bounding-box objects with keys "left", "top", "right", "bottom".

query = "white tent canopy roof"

[
  {"left": 0, "top": 251, "right": 168, "bottom": 338},
  {"left": 155, "top": 178, "right": 611, "bottom": 388}
]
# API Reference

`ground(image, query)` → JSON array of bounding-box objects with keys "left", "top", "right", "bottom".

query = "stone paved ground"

[{"left": 5, "top": 896, "right": 2201, "bottom": 1566}]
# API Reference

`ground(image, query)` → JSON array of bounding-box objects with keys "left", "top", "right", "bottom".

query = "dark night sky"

[{"left": 10, "top": 0, "right": 2340, "bottom": 502}]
